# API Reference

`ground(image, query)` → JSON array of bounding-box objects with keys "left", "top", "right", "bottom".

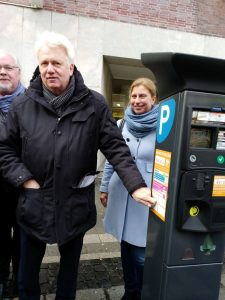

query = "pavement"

[{"left": 4, "top": 178, "right": 225, "bottom": 299}]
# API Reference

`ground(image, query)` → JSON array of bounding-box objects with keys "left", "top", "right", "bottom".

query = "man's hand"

[
  {"left": 22, "top": 179, "right": 40, "bottom": 189},
  {"left": 100, "top": 192, "right": 108, "bottom": 207},
  {"left": 132, "top": 187, "right": 156, "bottom": 208}
]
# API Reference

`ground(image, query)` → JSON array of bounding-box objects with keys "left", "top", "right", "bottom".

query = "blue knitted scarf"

[
  {"left": 0, "top": 82, "right": 25, "bottom": 113},
  {"left": 124, "top": 104, "right": 159, "bottom": 138}
]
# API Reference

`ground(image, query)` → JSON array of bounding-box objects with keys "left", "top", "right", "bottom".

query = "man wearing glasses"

[{"left": 0, "top": 50, "right": 25, "bottom": 299}]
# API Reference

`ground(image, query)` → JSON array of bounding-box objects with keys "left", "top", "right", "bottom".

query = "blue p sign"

[{"left": 157, "top": 98, "right": 176, "bottom": 143}]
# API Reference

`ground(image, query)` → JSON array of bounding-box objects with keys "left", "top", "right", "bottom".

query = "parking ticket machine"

[{"left": 141, "top": 53, "right": 225, "bottom": 300}]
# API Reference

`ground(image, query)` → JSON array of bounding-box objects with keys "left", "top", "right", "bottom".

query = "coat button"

[
  {"left": 133, "top": 156, "right": 135, "bottom": 160},
  {"left": 126, "top": 138, "right": 130, "bottom": 142},
  {"left": 57, "top": 131, "right": 62, "bottom": 135}
]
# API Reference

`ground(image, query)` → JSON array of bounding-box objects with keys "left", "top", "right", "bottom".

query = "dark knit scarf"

[
  {"left": 124, "top": 104, "right": 159, "bottom": 138},
  {"left": 43, "top": 76, "right": 75, "bottom": 114}
]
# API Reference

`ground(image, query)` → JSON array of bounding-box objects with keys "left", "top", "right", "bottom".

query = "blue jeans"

[
  {"left": 121, "top": 240, "right": 145, "bottom": 295},
  {"left": 18, "top": 229, "right": 84, "bottom": 300}
]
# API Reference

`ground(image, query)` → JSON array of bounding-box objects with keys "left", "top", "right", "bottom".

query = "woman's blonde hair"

[{"left": 129, "top": 77, "right": 158, "bottom": 102}]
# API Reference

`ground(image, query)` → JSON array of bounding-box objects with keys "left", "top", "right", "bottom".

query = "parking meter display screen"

[{"left": 190, "top": 128, "right": 212, "bottom": 148}]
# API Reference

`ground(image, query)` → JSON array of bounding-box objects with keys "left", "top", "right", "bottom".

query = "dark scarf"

[
  {"left": 43, "top": 76, "right": 75, "bottom": 114},
  {"left": 124, "top": 104, "right": 159, "bottom": 138}
]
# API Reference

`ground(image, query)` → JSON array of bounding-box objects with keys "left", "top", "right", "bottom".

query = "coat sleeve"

[
  {"left": 98, "top": 101, "right": 147, "bottom": 194},
  {"left": 99, "top": 159, "right": 114, "bottom": 193},
  {"left": 0, "top": 104, "right": 33, "bottom": 187},
  {"left": 99, "top": 119, "right": 126, "bottom": 193}
]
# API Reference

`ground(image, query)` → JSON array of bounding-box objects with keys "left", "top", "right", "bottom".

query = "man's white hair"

[
  {"left": 35, "top": 31, "right": 75, "bottom": 64},
  {"left": 0, "top": 50, "right": 21, "bottom": 69}
]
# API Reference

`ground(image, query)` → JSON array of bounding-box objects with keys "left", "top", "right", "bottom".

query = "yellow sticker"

[
  {"left": 212, "top": 176, "right": 225, "bottom": 197},
  {"left": 189, "top": 206, "right": 199, "bottom": 217}
]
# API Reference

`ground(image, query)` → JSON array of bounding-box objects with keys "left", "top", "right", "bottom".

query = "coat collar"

[{"left": 26, "top": 67, "right": 90, "bottom": 114}]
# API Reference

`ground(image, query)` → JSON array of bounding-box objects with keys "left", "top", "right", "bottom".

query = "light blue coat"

[{"left": 100, "top": 121, "right": 156, "bottom": 247}]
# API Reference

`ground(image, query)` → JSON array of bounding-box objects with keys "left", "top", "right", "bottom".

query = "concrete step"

[
  {"left": 43, "top": 233, "right": 120, "bottom": 263},
  {"left": 2, "top": 286, "right": 125, "bottom": 300},
  {"left": 41, "top": 286, "right": 124, "bottom": 300}
]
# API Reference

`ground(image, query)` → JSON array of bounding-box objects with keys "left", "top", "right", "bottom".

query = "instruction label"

[{"left": 151, "top": 149, "right": 171, "bottom": 221}]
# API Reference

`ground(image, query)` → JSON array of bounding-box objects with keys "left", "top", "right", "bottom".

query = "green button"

[{"left": 217, "top": 155, "right": 225, "bottom": 164}]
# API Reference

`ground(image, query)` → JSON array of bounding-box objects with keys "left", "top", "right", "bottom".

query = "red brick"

[{"left": 1, "top": 0, "right": 224, "bottom": 38}]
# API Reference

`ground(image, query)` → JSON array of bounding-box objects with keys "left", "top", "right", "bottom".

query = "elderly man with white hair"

[
  {"left": 0, "top": 50, "right": 25, "bottom": 299},
  {"left": 0, "top": 32, "right": 156, "bottom": 299}
]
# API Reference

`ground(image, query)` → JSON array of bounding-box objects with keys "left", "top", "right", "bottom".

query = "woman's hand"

[{"left": 100, "top": 192, "right": 108, "bottom": 207}]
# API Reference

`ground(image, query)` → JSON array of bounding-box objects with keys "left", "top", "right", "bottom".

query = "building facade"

[
  {"left": 1, "top": 0, "right": 225, "bottom": 109},
  {"left": 1, "top": 0, "right": 225, "bottom": 168}
]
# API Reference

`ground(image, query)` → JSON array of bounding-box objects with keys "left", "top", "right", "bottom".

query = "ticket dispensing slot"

[
  {"left": 178, "top": 107, "right": 225, "bottom": 232},
  {"left": 178, "top": 170, "right": 225, "bottom": 232}
]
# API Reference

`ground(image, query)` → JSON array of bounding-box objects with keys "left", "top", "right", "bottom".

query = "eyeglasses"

[{"left": 0, "top": 65, "right": 19, "bottom": 72}]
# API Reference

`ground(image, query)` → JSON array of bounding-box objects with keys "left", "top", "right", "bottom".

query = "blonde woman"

[{"left": 100, "top": 78, "right": 159, "bottom": 300}]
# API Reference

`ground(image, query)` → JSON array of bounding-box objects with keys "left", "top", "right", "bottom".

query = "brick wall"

[{"left": 2, "top": 0, "right": 225, "bottom": 38}]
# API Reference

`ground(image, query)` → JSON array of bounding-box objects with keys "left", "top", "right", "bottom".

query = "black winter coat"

[
  {"left": 0, "top": 69, "right": 146, "bottom": 245},
  {"left": 0, "top": 103, "right": 20, "bottom": 199}
]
